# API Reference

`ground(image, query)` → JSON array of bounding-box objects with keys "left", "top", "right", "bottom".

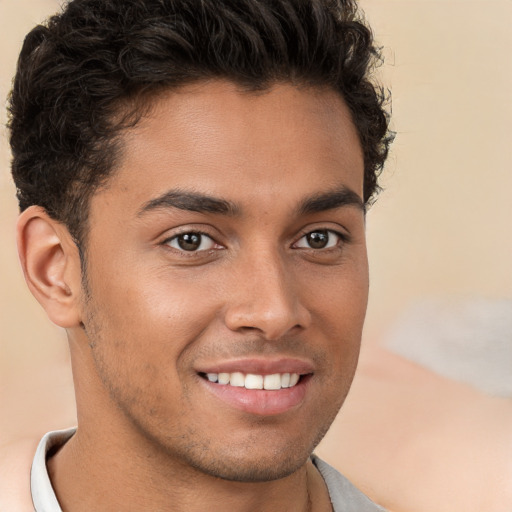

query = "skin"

[{"left": 18, "top": 81, "right": 368, "bottom": 511}]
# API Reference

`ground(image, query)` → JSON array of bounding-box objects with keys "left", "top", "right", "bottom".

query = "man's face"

[{"left": 76, "top": 81, "right": 368, "bottom": 482}]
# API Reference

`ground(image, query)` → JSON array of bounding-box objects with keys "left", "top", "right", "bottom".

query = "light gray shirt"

[{"left": 31, "top": 428, "right": 386, "bottom": 511}]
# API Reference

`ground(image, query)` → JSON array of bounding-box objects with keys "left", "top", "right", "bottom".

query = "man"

[{"left": 8, "top": 0, "right": 391, "bottom": 510}]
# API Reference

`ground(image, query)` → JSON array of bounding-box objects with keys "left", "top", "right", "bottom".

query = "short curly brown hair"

[{"left": 8, "top": 0, "right": 392, "bottom": 245}]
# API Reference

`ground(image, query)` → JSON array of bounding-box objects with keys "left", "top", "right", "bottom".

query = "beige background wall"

[
  {"left": 362, "top": 0, "right": 512, "bottom": 341},
  {"left": 1, "top": 0, "right": 511, "bottom": 444}
]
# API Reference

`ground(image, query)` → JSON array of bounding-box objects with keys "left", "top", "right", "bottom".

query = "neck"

[{"left": 47, "top": 427, "right": 330, "bottom": 512}]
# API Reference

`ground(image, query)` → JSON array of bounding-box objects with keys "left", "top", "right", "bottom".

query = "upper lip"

[{"left": 195, "top": 357, "right": 315, "bottom": 376}]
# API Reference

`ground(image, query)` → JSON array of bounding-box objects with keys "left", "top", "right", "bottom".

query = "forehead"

[{"left": 94, "top": 81, "right": 364, "bottom": 216}]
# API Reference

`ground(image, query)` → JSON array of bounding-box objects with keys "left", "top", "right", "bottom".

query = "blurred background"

[{"left": 1, "top": 0, "right": 511, "bottom": 509}]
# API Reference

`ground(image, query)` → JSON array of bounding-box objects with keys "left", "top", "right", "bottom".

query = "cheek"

[
  {"left": 300, "top": 257, "right": 368, "bottom": 383},
  {"left": 91, "top": 259, "right": 221, "bottom": 335},
  {"left": 83, "top": 263, "right": 223, "bottom": 392},
  {"left": 305, "top": 259, "right": 369, "bottom": 331}
]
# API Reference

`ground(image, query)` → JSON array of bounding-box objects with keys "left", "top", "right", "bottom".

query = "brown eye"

[
  {"left": 306, "top": 231, "right": 329, "bottom": 249},
  {"left": 166, "top": 232, "right": 216, "bottom": 252},
  {"left": 294, "top": 230, "right": 340, "bottom": 250}
]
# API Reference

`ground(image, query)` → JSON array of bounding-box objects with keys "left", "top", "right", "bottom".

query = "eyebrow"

[
  {"left": 298, "top": 187, "right": 366, "bottom": 215},
  {"left": 138, "top": 190, "right": 240, "bottom": 217},
  {"left": 137, "top": 185, "right": 365, "bottom": 218}
]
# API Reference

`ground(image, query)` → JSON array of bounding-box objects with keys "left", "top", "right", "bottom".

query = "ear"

[{"left": 17, "top": 206, "right": 83, "bottom": 328}]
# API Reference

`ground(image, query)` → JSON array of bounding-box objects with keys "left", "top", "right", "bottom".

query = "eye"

[
  {"left": 294, "top": 230, "right": 341, "bottom": 250},
  {"left": 165, "top": 232, "right": 217, "bottom": 252}
]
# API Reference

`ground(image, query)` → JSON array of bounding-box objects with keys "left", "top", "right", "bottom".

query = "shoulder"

[
  {"left": 0, "top": 437, "right": 39, "bottom": 511},
  {"left": 316, "top": 346, "right": 512, "bottom": 512},
  {"left": 0, "top": 428, "right": 76, "bottom": 512},
  {"left": 312, "top": 455, "right": 387, "bottom": 512}
]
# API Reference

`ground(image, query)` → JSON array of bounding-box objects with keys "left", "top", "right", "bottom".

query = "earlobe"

[{"left": 17, "top": 206, "right": 83, "bottom": 328}]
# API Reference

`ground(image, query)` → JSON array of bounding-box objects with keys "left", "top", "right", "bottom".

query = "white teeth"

[
  {"left": 204, "top": 372, "right": 302, "bottom": 390},
  {"left": 245, "top": 374, "right": 264, "bottom": 389},
  {"left": 229, "top": 372, "right": 245, "bottom": 387},
  {"left": 263, "top": 374, "right": 281, "bottom": 390},
  {"left": 218, "top": 372, "right": 230, "bottom": 385}
]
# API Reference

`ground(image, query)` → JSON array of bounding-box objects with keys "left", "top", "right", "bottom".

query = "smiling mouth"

[{"left": 200, "top": 372, "right": 304, "bottom": 390}]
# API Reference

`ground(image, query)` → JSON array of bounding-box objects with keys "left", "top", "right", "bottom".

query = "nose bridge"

[{"left": 224, "top": 243, "right": 310, "bottom": 339}]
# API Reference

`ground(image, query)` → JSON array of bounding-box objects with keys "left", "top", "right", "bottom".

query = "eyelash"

[
  {"left": 163, "top": 231, "right": 221, "bottom": 254},
  {"left": 293, "top": 229, "right": 348, "bottom": 251},
  {"left": 162, "top": 228, "right": 348, "bottom": 255}
]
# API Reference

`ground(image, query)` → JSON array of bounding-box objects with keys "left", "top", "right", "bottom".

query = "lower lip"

[{"left": 200, "top": 376, "right": 310, "bottom": 416}]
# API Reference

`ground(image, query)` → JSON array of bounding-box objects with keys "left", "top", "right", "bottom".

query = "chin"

[
  {"left": 174, "top": 425, "right": 328, "bottom": 483},
  {"left": 190, "top": 450, "right": 309, "bottom": 483}
]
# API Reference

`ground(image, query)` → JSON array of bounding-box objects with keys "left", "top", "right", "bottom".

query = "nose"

[{"left": 223, "top": 249, "right": 311, "bottom": 340}]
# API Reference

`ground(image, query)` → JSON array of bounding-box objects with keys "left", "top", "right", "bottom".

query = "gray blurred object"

[{"left": 384, "top": 298, "right": 512, "bottom": 397}]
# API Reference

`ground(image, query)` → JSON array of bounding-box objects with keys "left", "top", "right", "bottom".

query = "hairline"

[{"left": 74, "top": 78, "right": 360, "bottom": 252}]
